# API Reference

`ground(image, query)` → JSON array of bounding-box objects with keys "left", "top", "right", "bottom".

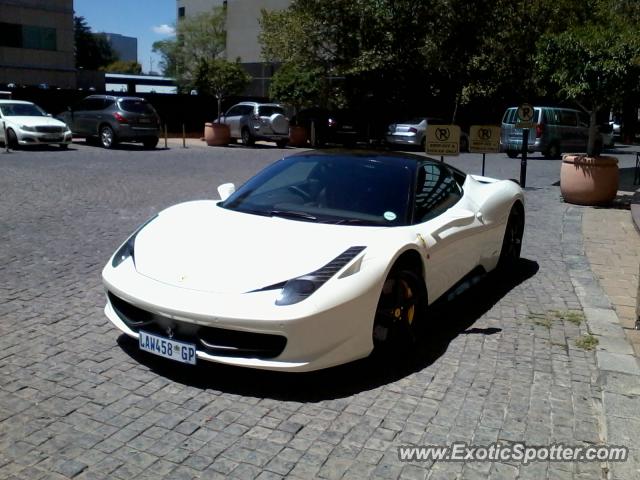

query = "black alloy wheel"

[{"left": 373, "top": 268, "right": 426, "bottom": 354}]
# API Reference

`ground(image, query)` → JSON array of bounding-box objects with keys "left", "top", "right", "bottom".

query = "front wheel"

[
  {"left": 498, "top": 203, "right": 525, "bottom": 270},
  {"left": 7, "top": 129, "right": 18, "bottom": 149},
  {"left": 99, "top": 125, "right": 117, "bottom": 149},
  {"left": 372, "top": 268, "right": 426, "bottom": 354},
  {"left": 506, "top": 150, "right": 519, "bottom": 159},
  {"left": 275, "top": 139, "right": 288, "bottom": 148}
]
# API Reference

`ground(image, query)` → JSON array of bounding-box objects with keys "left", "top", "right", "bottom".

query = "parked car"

[
  {"left": 0, "top": 100, "right": 72, "bottom": 149},
  {"left": 57, "top": 95, "right": 160, "bottom": 149},
  {"left": 219, "top": 102, "right": 289, "bottom": 147},
  {"left": 500, "top": 106, "right": 602, "bottom": 159},
  {"left": 386, "top": 117, "right": 469, "bottom": 151},
  {"left": 291, "top": 108, "right": 367, "bottom": 147},
  {"left": 599, "top": 123, "right": 615, "bottom": 148},
  {"left": 102, "top": 150, "right": 525, "bottom": 371}
]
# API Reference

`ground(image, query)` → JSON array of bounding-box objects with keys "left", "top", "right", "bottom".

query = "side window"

[
  {"left": 241, "top": 105, "right": 255, "bottom": 115},
  {"left": 414, "top": 164, "right": 462, "bottom": 223},
  {"left": 559, "top": 110, "right": 577, "bottom": 127},
  {"left": 225, "top": 106, "right": 241, "bottom": 117},
  {"left": 104, "top": 99, "right": 116, "bottom": 109}
]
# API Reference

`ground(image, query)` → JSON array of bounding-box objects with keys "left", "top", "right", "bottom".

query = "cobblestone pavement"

[
  {"left": 583, "top": 208, "right": 640, "bottom": 355},
  {"left": 0, "top": 142, "right": 635, "bottom": 479}
]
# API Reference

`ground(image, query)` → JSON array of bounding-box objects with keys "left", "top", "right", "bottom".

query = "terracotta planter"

[
  {"left": 288, "top": 126, "right": 308, "bottom": 147},
  {"left": 204, "top": 122, "right": 230, "bottom": 146},
  {"left": 560, "top": 154, "right": 619, "bottom": 205}
]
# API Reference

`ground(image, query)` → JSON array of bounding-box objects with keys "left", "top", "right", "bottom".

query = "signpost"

[
  {"left": 516, "top": 103, "right": 534, "bottom": 187},
  {"left": 469, "top": 125, "right": 501, "bottom": 176},
  {"left": 426, "top": 124, "right": 461, "bottom": 161}
]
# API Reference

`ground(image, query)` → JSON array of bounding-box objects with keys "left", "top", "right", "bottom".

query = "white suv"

[{"left": 220, "top": 102, "right": 289, "bottom": 147}]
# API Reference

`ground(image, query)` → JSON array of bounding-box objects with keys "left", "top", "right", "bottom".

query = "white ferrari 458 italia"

[{"left": 103, "top": 151, "right": 524, "bottom": 372}]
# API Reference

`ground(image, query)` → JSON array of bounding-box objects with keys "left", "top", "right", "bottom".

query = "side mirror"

[
  {"left": 46, "top": 113, "right": 52, "bottom": 117},
  {"left": 217, "top": 183, "right": 235, "bottom": 201}
]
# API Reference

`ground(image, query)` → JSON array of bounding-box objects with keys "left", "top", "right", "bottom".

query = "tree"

[
  {"left": 152, "top": 8, "right": 226, "bottom": 89},
  {"left": 536, "top": 23, "right": 640, "bottom": 155},
  {"left": 74, "top": 16, "right": 116, "bottom": 70},
  {"left": 269, "top": 62, "right": 326, "bottom": 111},
  {"left": 193, "top": 59, "right": 251, "bottom": 120},
  {"left": 103, "top": 60, "right": 143, "bottom": 74}
]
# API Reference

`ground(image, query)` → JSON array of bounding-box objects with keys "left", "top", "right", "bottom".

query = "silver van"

[{"left": 500, "top": 106, "right": 600, "bottom": 159}]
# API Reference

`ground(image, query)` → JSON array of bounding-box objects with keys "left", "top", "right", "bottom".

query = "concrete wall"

[
  {"left": 177, "top": 0, "right": 226, "bottom": 18},
  {"left": 226, "top": 0, "right": 291, "bottom": 64},
  {"left": 0, "top": 0, "right": 76, "bottom": 88}
]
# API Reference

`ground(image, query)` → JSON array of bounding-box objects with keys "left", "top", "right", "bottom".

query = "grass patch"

[
  {"left": 575, "top": 334, "right": 599, "bottom": 351},
  {"left": 552, "top": 310, "right": 585, "bottom": 325},
  {"left": 528, "top": 313, "right": 553, "bottom": 328}
]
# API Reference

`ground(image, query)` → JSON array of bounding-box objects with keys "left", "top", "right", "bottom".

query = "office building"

[
  {"left": 104, "top": 33, "right": 138, "bottom": 63},
  {"left": 0, "top": 0, "right": 75, "bottom": 88}
]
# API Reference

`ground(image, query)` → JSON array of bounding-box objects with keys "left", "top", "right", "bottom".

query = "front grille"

[
  {"left": 35, "top": 126, "right": 65, "bottom": 133},
  {"left": 108, "top": 292, "right": 287, "bottom": 359}
]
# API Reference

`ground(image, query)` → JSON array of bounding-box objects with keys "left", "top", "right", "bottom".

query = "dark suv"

[{"left": 58, "top": 95, "right": 160, "bottom": 149}]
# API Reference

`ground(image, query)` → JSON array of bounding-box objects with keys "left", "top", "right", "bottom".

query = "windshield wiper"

[
  {"left": 269, "top": 210, "right": 318, "bottom": 222},
  {"left": 331, "top": 218, "right": 380, "bottom": 225}
]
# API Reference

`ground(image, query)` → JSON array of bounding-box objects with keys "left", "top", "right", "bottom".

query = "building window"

[
  {"left": 0, "top": 23, "right": 57, "bottom": 51},
  {"left": 178, "top": 7, "right": 185, "bottom": 18}
]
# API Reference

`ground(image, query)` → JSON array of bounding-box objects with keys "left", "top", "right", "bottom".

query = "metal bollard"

[
  {"left": 164, "top": 124, "right": 168, "bottom": 149},
  {"left": 182, "top": 124, "right": 186, "bottom": 148}
]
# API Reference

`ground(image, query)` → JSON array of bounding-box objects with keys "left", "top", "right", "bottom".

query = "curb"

[{"left": 562, "top": 205, "right": 640, "bottom": 480}]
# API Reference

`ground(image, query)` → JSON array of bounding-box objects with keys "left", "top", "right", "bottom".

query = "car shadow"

[{"left": 117, "top": 258, "right": 539, "bottom": 401}]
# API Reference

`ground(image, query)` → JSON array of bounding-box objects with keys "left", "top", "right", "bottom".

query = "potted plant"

[
  {"left": 536, "top": 25, "right": 639, "bottom": 205},
  {"left": 195, "top": 59, "right": 251, "bottom": 146}
]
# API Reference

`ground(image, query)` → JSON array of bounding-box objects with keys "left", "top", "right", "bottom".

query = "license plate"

[
  {"left": 138, "top": 118, "right": 151, "bottom": 124},
  {"left": 138, "top": 330, "right": 196, "bottom": 365},
  {"left": 43, "top": 135, "right": 62, "bottom": 141}
]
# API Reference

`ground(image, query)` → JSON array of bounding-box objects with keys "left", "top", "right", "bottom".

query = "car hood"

[
  {"left": 133, "top": 201, "right": 382, "bottom": 294},
  {"left": 7, "top": 116, "right": 69, "bottom": 128}
]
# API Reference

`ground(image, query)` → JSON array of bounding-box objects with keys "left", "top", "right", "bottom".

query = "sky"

[{"left": 74, "top": 0, "right": 177, "bottom": 74}]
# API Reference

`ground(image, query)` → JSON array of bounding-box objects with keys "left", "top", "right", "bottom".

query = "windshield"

[
  {"left": 0, "top": 103, "right": 46, "bottom": 117},
  {"left": 258, "top": 105, "right": 285, "bottom": 117},
  {"left": 119, "top": 99, "right": 155, "bottom": 114},
  {"left": 221, "top": 154, "right": 414, "bottom": 226}
]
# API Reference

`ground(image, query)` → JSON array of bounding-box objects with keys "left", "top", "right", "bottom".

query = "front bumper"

[
  {"left": 102, "top": 258, "right": 379, "bottom": 371},
  {"left": 17, "top": 131, "right": 72, "bottom": 146}
]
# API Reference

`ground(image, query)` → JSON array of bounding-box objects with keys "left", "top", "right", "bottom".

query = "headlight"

[
  {"left": 21, "top": 125, "right": 36, "bottom": 132},
  {"left": 111, "top": 215, "right": 158, "bottom": 268},
  {"left": 273, "top": 246, "right": 366, "bottom": 306}
]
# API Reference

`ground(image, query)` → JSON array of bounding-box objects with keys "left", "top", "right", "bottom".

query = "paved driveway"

[{"left": 0, "top": 142, "right": 630, "bottom": 479}]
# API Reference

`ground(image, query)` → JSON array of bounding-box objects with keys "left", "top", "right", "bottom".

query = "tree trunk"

[{"left": 587, "top": 109, "right": 598, "bottom": 157}]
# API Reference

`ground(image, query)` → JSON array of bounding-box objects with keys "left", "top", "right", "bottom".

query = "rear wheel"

[
  {"left": 59, "top": 143, "right": 68, "bottom": 150},
  {"left": 373, "top": 268, "right": 426, "bottom": 354},
  {"left": 99, "top": 125, "right": 117, "bottom": 149},
  {"left": 241, "top": 128, "right": 254, "bottom": 147},
  {"left": 276, "top": 139, "right": 288, "bottom": 148},
  {"left": 143, "top": 137, "right": 159, "bottom": 149},
  {"left": 544, "top": 142, "right": 561, "bottom": 159},
  {"left": 506, "top": 150, "right": 519, "bottom": 159},
  {"left": 498, "top": 203, "right": 525, "bottom": 270}
]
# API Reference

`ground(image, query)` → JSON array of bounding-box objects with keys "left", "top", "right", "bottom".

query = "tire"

[
  {"left": 498, "top": 203, "right": 525, "bottom": 270},
  {"left": 241, "top": 128, "right": 254, "bottom": 147},
  {"left": 59, "top": 143, "right": 69, "bottom": 150},
  {"left": 143, "top": 137, "right": 159, "bottom": 149},
  {"left": 372, "top": 268, "right": 426, "bottom": 355},
  {"left": 276, "top": 139, "right": 288, "bottom": 148},
  {"left": 506, "top": 150, "right": 519, "bottom": 159},
  {"left": 7, "top": 129, "right": 18, "bottom": 149},
  {"left": 544, "top": 142, "right": 561, "bottom": 159},
  {"left": 99, "top": 125, "right": 117, "bottom": 149}
]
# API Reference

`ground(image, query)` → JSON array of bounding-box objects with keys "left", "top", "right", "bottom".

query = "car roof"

[
  {"left": 84, "top": 95, "right": 146, "bottom": 102},
  {"left": 0, "top": 100, "right": 33, "bottom": 105},
  {"left": 286, "top": 149, "right": 446, "bottom": 168},
  {"left": 235, "top": 101, "right": 283, "bottom": 107}
]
